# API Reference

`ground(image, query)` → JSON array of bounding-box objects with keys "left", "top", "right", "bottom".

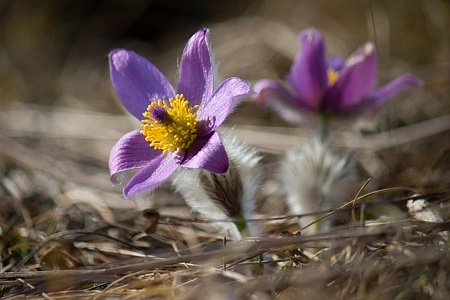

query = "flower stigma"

[{"left": 140, "top": 94, "right": 199, "bottom": 154}]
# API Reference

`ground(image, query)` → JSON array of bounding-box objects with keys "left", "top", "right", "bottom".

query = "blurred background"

[
  {"left": 1, "top": 1, "right": 449, "bottom": 296},
  {"left": 0, "top": 0, "right": 449, "bottom": 208}
]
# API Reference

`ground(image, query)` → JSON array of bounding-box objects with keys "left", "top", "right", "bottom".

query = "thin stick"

[
  {"left": 351, "top": 178, "right": 372, "bottom": 224},
  {"left": 368, "top": 0, "right": 378, "bottom": 47}
]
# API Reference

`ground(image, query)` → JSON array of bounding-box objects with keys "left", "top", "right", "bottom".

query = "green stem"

[{"left": 318, "top": 114, "right": 330, "bottom": 143}]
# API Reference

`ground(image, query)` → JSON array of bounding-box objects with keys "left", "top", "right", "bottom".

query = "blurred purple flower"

[
  {"left": 109, "top": 29, "right": 251, "bottom": 197},
  {"left": 254, "top": 29, "right": 422, "bottom": 123}
]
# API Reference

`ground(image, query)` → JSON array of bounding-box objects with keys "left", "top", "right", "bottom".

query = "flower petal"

[
  {"left": 370, "top": 74, "right": 423, "bottom": 107},
  {"left": 109, "top": 49, "right": 175, "bottom": 120},
  {"left": 286, "top": 29, "right": 328, "bottom": 109},
  {"left": 197, "top": 77, "right": 251, "bottom": 135},
  {"left": 177, "top": 29, "right": 214, "bottom": 107},
  {"left": 109, "top": 130, "right": 161, "bottom": 183},
  {"left": 323, "top": 42, "right": 377, "bottom": 112},
  {"left": 253, "top": 79, "right": 308, "bottom": 123},
  {"left": 181, "top": 132, "right": 229, "bottom": 173},
  {"left": 124, "top": 151, "right": 181, "bottom": 197}
]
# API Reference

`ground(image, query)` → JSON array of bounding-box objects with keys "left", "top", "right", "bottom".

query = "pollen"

[
  {"left": 140, "top": 94, "right": 199, "bottom": 154},
  {"left": 327, "top": 68, "right": 339, "bottom": 86}
]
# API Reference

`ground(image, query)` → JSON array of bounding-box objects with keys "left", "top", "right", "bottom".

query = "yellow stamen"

[
  {"left": 327, "top": 68, "right": 339, "bottom": 85},
  {"left": 140, "top": 94, "right": 199, "bottom": 154}
]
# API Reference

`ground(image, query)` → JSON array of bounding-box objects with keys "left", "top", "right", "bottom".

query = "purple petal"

[
  {"left": 253, "top": 79, "right": 308, "bottom": 123},
  {"left": 323, "top": 42, "right": 377, "bottom": 111},
  {"left": 109, "top": 130, "right": 161, "bottom": 183},
  {"left": 197, "top": 77, "right": 251, "bottom": 135},
  {"left": 109, "top": 49, "right": 175, "bottom": 120},
  {"left": 124, "top": 151, "right": 181, "bottom": 197},
  {"left": 370, "top": 74, "right": 423, "bottom": 107},
  {"left": 181, "top": 132, "right": 229, "bottom": 173},
  {"left": 286, "top": 29, "right": 328, "bottom": 109},
  {"left": 177, "top": 29, "right": 214, "bottom": 107}
]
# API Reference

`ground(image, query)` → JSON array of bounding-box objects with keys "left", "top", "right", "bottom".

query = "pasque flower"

[
  {"left": 254, "top": 29, "right": 422, "bottom": 123},
  {"left": 109, "top": 29, "right": 251, "bottom": 197}
]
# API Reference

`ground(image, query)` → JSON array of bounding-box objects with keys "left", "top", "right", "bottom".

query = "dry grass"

[{"left": 1, "top": 0, "right": 449, "bottom": 299}]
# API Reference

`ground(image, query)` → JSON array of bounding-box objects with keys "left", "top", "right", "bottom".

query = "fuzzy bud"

[
  {"left": 280, "top": 137, "right": 355, "bottom": 235},
  {"left": 172, "top": 133, "right": 263, "bottom": 240}
]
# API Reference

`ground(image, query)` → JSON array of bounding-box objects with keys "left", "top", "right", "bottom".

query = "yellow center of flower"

[
  {"left": 140, "top": 94, "right": 199, "bottom": 154},
  {"left": 327, "top": 68, "right": 339, "bottom": 85}
]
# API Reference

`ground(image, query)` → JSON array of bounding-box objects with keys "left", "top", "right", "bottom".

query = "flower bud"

[{"left": 172, "top": 133, "right": 263, "bottom": 240}]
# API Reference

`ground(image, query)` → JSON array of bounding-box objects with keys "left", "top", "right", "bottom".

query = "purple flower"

[
  {"left": 254, "top": 29, "right": 422, "bottom": 123},
  {"left": 109, "top": 29, "right": 251, "bottom": 197}
]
